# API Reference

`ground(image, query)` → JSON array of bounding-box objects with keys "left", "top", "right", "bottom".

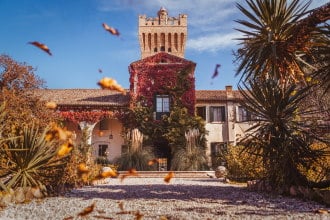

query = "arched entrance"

[{"left": 153, "top": 138, "right": 171, "bottom": 170}]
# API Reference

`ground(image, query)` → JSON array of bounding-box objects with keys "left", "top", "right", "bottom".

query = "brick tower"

[{"left": 138, "top": 7, "right": 187, "bottom": 59}]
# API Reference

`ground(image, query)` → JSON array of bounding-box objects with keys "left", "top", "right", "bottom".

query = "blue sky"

[{"left": 0, "top": 0, "right": 327, "bottom": 90}]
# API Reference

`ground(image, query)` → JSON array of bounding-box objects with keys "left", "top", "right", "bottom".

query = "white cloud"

[
  {"left": 97, "top": 0, "right": 329, "bottom": 54},
  {"left": 187, "top": 32, "right": 242, "bottom": 52}
]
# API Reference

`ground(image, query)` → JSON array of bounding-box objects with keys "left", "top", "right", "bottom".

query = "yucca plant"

[
  {"left": 239, "top": 78, "right": 330, "bottom": 190},
  {"left": 115, "top": 128, "right": 155, "bottom": 171},
  {"left": 171, "top": 129, "right": 208, "bottom": 171},
  {"left": 0, "top": 124, "right": 69, "bottom": 190},
  {"left": 235, "top": 0, "right": 329, "bottom": 84}
]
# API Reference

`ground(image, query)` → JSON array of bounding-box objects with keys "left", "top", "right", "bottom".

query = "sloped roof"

[
  {"left": 196, "top": 90, "right": 243, "bottom": 102},
  {"left": 33, "top": 88, "right": 243, "bottom": 107},
  {"left": 33, "top": 89, "right": 129, "bottom": 107},
  {"left": 130, "top": 52, "right": 195, "bottom": 66}
]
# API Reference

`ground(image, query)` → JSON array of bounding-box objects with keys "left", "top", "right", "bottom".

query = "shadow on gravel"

[{"left": 65, "top": 181, "right": 321, "bottom": 217}]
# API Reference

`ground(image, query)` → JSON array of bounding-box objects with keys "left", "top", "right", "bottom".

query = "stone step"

[{"left": 117, "top": 171, "right": 216, "bottom": 178}]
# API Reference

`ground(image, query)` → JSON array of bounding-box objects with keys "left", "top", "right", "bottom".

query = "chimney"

[
  {"left": 225, "top": 85, "right": 232, "bottom": 92},
  {"left": 225, "top": 85, "right": 233, "bottom": 98}
]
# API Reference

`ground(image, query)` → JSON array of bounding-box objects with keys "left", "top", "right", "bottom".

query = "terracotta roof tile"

[
  {"left": 33, "top": 89, "right": 129, "bottom": 107},
  {"left": 196, "top": 90, "right": 243, "bottom": 101},
  {"left": 33, "top": 89, "right": 243, "bottom": 108}
]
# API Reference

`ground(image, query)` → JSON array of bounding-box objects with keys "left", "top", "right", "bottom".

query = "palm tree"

[
  {"left": 234, "top": 0, "right": 330, "bottom": 191},
  {"left": 235, "top": 0, "right": 329, "bottom": 84}
]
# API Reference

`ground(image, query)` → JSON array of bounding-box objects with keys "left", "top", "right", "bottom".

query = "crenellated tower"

[{"left": 138, "top": 7, "right": 187, "bottom": 59}]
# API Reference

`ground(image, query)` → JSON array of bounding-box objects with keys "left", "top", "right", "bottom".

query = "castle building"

[
  {"left": 34, "top": 8, "right": 254, "bottom": 169},
  {"left": 138, "top": 7, "right": 187, "bottom": 59}
]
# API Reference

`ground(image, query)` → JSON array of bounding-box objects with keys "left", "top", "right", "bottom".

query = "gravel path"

[{"left": 0, "top": 178, "right": 329, "bottom": 220}]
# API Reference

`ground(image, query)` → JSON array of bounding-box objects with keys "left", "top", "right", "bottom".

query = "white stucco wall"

[{"left": 91, "top": 119, "right": 124, "bottom": 161}]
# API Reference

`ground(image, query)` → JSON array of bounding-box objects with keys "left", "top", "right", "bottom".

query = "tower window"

[
  {"left": 154, "top": 47, "right": 158, "bottom": 52},
  {"left": 160, "top": 46, "right": 165, "bottom": 51},
  {"left": 155, "top": 95, "right": 170, "bottom": 120}
]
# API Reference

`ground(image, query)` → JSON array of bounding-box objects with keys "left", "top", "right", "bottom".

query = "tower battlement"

[{"left": 138, "top": 7, "right": 187, "bottom": 59}]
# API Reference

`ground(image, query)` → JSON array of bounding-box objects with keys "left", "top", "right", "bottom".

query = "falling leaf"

[
  {"left": 46, "top": 123, "right": 73, "bottom": 142},
  {"left": 315, "top": 209, "right": 328, "bottom": 214},
  {"left": 164, "top": 171, "right": 174, "bottom": 183},
  {"left": 45, "top": 101, "right": 57, "bottom": 109},
  {"left": 57, "top": 140, "right": 73, "bottom": 156},
  {"left": 28, "top": 41, "right": 52, "bottom": 55},
  {"left": 148, "top": 158, "right": 160, "bottom": 166},
  {"left": 78, "top": 202, "right": 96, "bottom": 217},
  {"left": 120, "top": 168, "right": 138, "bottom": 182},
  {"left": 93, "top": 215, "right": 114, "bottom": 219},
  {"left": 102, "top": 23, "right": 120, "bottom": 36},
  {"left": 135, "top": 211, "right": 144, "bottom": 220},
  {"left": 100, "top": 169, "right": 118, "bottom": 178},
  {"left": 211, "top": 64, "right": 221, "bottom": 79},
  {"left": 98, "top": 68, "right": 103, "bottom": 73},
  {"left": 118, "top": 201, "right": 124, "bottom": 211},
  {"left": 78, "top": 163, "right": 89, "bottom": 174},
  {"left": 97, "top": 77, "right": 126, "bottom": 94}
]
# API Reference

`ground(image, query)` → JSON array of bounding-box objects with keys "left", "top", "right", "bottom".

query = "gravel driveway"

[{"left": 0, "top": 178, "right": 328, "bottom": 220}]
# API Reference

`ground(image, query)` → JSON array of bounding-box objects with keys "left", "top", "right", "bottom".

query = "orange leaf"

[
  {"left": 147, "top": 158, "right": 160, "bottom": 166},
  {"left": 45, "top": 101, "right": 57, "bottom": 109},
  {"left": 100, "top": 170, "right": 118, "bottom": 178},
  {"left": 164, "top": 171, "right": 174, "bottom": 183},
  {"left": 120, "top": 168, "right": 138, "bottom": 182},
  {"left": 78, "top": 163, "right": 89, "bottom": 174},
  {"left": 28, "top": 41, "right": 52, "bottom": 56},
  {"left": 97, "top": 77, "right": 126, "bottom": 95},
  {"left": 78, "top": 202, "right": 96, "bottom": 217},
  {"left": 102, "top": 23, "right": 120, "bottom": 36}
]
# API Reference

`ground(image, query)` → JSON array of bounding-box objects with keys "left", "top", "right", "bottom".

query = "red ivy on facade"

[
  {"left": 129, "top": 52, "right": 196, "bottom": 115},
  {"left": 59, "top": 110, "right": 123, "bottom": 124}
]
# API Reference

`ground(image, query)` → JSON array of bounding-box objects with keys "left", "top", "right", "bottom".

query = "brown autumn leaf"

[
  {"left": 147, "top": 158, "right": 160, "bottom": 166},
  {"left": 315, "top": 209, "right": 328, "bottom": 214},
  {"left": 118, "top": 201, "right": 124, "bottom": 211},
  {"left": 63, "top": 216, "right": 74, "bottom": 220},
  {"left": 57, "top": 139, "right": 73, "bottom": 156},
  {"left": 102, "top": 23, "right": 120, "bottom": 36},
  {"left": 211, "top": 64, "right": 221, "bottom": 79},
  {"left": 28, "top": 41, "right": 52, "bottom": 56},
  {"left": 164, "top": 171, "right": 174, "bottom": 183},
  {"left": 78, "top": 163, "right": 89, "bottom": 174},
  {"left": 135, "top": 211, "right": 144, "bottom": 220},
  {"left": 45, "top": 101, "right": 57, "bottom": 109},
  {"left": 78, "top": 202, "right": 96, "bottom": 217},
  {"left": 97, "top": 77, "right": 126, "bottom": 95},
  {"left": 93, "top": 215, "right": 114, "bottom": 219},
  {"left": 120, "top": 168, "right": 138, "bottom": 182},
  {"left": 46, "top": 123, "right": 73, "bottom": 142},
  {"left": 100, "top": 169, "right": 118, "bottom": 178}
]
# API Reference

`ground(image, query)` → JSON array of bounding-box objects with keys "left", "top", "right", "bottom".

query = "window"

[
  {"left": 237, "top": 106, "right": 253, "bottom": 122},
  {"left": 155, "top": 95, "right": 170, "bottom": 120},
  {"left": 210, "top": 106, "right": 226, "bottom": 122},
  {"left": 98, "top": 145, "right": 108, "bottom": 157},
  {"left": 99, "top": 119, "right": 109, "bottom": 130},
  {"left": 196, "top": 106, "right": 206, "bottom": 120}
]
